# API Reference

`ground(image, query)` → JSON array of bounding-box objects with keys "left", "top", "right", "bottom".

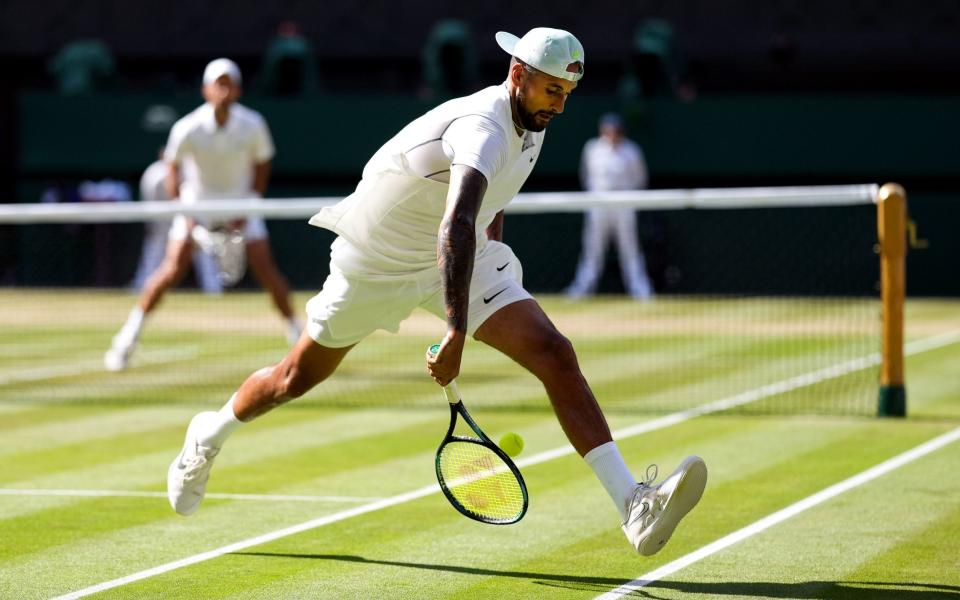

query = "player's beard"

[{"left": 514, "top": 91, "right": 555, "bottom": 132}]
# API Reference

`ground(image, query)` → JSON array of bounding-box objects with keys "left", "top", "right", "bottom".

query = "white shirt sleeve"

[
  {"left": 441, "top": 115, "right": 509, "bottom": 182},
  {"left": 251, "top": 116, "right": 276, "bottom": 163},
  {"left": 163, "top": 120, "right": 191, "bottom": 164}
]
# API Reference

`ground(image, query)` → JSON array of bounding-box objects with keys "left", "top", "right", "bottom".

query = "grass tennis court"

[{"left": 2, "top": 291, "right": 959, "bottom": 599}]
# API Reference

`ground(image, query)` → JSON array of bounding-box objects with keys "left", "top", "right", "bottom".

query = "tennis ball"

[{"left": 499, "top": 432, "right": 524, "bottom": 457}]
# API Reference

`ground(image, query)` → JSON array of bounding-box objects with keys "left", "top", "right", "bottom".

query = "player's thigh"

[
  {"left": 474, "top": 298, "right": 576, "bottom": 375},
  {"left": 306, "top": 267, "right": 423, "bottom": 348},
  {"left": 160, "top": 234, "right": 194, "bottom": 274},
  {"left": 244, "top": 238, "right": 279, "bottom": 275}
]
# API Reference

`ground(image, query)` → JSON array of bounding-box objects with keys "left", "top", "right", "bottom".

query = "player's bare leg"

[
  {"left": 475, "top": 299, "right": 706, "bottom": 555},
  {"left": 167, "top": 333, "right": 353, "bottom": 515},
  {"left": 232, "top": 332, "right": 353, "bottom": 420},
  {"left": 139, "top": 237, "right": 194, "bottom": 312},
  {"left": 104, "top": 237, "right": 193, "bottom": 371},
  {"left": 475, "top": 299, "right": 609, "bottom": 455},
  {"left": 246, "top": 238, "right": 300, "bottom": 343}
]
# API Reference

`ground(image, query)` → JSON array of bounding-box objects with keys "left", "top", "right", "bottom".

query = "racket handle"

[{"left": 442, "top": 379, "right": 460, "bottom": 405}]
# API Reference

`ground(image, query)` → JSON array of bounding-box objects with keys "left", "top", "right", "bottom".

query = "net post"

[{"left": 876, "top": 183, "right": 907, "bottom": 417}]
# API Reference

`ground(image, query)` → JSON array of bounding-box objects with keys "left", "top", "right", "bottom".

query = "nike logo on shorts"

[
  {"left": 483, "top": 288, "right": 508, "bottom": 304},
  {"left": 496, "top": 262, "right": 510, "bottom": 271}
]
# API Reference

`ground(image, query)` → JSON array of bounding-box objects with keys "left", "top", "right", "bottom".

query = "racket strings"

[{"left": 438, "top": 440, "right": 524, "bottom": 521}]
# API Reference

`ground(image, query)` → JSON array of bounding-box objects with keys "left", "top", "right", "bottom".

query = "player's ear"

[{"left": 509, "top": 61, "right": 526, "bottom": 87}]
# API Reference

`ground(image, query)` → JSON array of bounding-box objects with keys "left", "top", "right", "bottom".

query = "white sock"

[
  {"left": 584, "top": 441, "right": 638, "bottom": 521},
  {"left": 114, "top": 306, "right": 145, "bottom": 347},
  {"left": 196, "top": 394, "right": 244, "bottom": 448}
]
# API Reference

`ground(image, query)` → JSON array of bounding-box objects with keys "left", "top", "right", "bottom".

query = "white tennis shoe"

[
  {"left": 167, "top": 412, "right": 220, "bottom": 516},
  {"left": 622, "top": 455, "right": 708, "bottom": 556},
  {"left": 103, "top": 341, "right": 134, "bottom": 372}
]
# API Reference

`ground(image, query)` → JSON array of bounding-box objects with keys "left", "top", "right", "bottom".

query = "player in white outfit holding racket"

[{"left": 166, "top": 30, "right": 706, "bottom": 556}]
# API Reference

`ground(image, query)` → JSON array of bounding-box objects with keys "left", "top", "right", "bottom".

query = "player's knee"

[
  {"left": 158, "top": 261, "right": 188, "bottom": 287},
  {"left": 537, "top": 329, "right": 578, "bottom": 370}
]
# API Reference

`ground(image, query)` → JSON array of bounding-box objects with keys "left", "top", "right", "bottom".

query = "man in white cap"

[
  {"left": 105, "top": 58, "right": 301, "bottom": 371},
  {"left": 166, "top": 30, "right": 706, "bottom": 557}
]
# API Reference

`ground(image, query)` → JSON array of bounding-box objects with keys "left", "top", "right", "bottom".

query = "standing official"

[{"left": 565, "top": 113, "right": 655, "bottom": 300}]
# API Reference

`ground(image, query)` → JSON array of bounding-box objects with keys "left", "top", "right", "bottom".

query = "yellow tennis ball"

[{"left": 499, "top": 432, "right": 524, "bottom": 457}]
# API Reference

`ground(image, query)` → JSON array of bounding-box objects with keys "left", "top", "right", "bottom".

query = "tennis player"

[
  {"left": 167, "top": 30, "right": 707, "bottom": 556},
  {"left": 105, "top": 58, "right": 300, "bottom": 371}
]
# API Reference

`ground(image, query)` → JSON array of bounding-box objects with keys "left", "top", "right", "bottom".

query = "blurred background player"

[
  {"left": 565, "top": 112, "right": 654, "bottom": 300},
  {"left": 105, "top": 58, "right": 300, "bottom": 371},
  {"left": 129, "top": 154, "right": 222, "bottom": 293}
]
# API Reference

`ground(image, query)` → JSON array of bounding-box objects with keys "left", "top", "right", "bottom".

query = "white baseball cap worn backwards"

[
  {"left": 495, "top": 27, "right": 585, "bottom": 82},
  {"left": 203, "top": 58, "right": 242, "bottom": 86}
]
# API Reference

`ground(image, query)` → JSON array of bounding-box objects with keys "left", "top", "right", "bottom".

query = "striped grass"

[{"left": 0, "top": 291, "right": 958, "bottom": 598}]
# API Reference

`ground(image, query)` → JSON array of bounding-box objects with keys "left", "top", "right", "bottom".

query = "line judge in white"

[
  {"left": 165, "top": 29, "right": 706, "bottom": 557},
  {"left": 105, "top": 58, "right": 301, "bottom": 372},
  {"left": 565, "top": 112, "right": 655, "bottom": 300}
]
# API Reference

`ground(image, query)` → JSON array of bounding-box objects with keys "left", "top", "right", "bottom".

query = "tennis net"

[{"left": 0, "top": 184, "right": 898, "bottom": 415}]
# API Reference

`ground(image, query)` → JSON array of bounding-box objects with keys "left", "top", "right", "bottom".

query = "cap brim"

[{"left": 495, "top": 31, "right": 520, "bottom": 56}]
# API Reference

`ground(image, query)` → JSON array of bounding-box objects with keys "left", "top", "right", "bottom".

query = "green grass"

[{"left": 1, "top": 291, "right": 959, "bottom": 599}]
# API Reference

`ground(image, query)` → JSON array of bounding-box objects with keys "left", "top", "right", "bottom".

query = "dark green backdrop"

[{"left": 13, "top": 92, "right": 960, "bottom": 295}]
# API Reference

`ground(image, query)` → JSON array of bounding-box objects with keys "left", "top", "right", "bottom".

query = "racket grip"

[{"left": 442, "top": 380, "right": 460, "bottom": 405}]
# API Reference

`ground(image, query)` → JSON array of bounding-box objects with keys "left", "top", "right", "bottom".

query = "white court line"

[
  {"left": 0, "top": 347, "right": 201, "bottom": 386},
  {"left": 53, "top": 330, "right": 960, "bottom": 600},
  {"left": 0, "top": 489, "right": 380, "bottom": 503},
  {"left": 595, "top": 425, "right": 960, "bottom": 599}
]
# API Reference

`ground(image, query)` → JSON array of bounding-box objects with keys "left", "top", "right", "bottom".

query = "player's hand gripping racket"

[{"left": 427, "top": 343, "right": 528, "bottom": 525}]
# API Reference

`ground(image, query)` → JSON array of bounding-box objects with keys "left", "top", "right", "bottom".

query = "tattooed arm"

[{"left": 426, "top": 164, "right": 487, "bottom": 386}]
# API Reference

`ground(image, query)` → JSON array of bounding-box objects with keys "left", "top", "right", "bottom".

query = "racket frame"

[{"left": 434, "top": 379, "right": 529, "bottom": 525}]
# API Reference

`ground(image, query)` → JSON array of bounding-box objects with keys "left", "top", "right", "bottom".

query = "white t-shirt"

[
  {"left": 580, "top": 137, "right": 647, "bottom": 192},
  {"left": 164, "top": 103, "right": 275, "bottom": 202},
  {"left": 310, "top": 84, "right": 544, "bottom": 277}
]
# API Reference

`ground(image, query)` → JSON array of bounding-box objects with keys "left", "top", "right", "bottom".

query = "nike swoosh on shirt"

[
  {"left": 496, "top": 262, "right": 510, "bottom": 271},
  {"left": 483, "top": 288, "right": 508, "bottom": 304}
]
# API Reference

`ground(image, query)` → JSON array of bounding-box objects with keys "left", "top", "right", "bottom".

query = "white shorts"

[
  {"left": 169, "top": 215, "right": 269, "bottom": 242},
  {"left": 305, "top": 240, "right": 532, "bottom": 348}
]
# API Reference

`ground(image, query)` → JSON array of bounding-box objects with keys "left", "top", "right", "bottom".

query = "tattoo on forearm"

[{"left": 438, "top": 168, "right": 486, "bottom": 333}]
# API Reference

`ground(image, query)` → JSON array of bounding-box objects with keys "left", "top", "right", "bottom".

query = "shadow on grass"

[
  {"left": 232, "top": 553, "right": 959, "bottom": 598},
  {"left": 535, "top": 579, "right": 960, "bottom": 598}
]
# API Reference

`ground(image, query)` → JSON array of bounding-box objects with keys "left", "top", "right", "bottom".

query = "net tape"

[{"left": 0, "top": 185, "right": 880, "bottom": 224}]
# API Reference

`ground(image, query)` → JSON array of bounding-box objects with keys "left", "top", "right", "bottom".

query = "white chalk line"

[{"left": 0, "top": 489, "right": 380, "bottom": 503}]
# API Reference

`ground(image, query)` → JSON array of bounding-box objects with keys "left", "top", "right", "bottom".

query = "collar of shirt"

[{"left": 198, "top": 103, "right": 236, "bottom": 134}]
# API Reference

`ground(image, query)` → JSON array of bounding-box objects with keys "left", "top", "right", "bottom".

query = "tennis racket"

[
  {"left": 427, "top": 344, "right": 528, "bottom": 525},
  {"left": 191, "top": 223, "right": 247, "bottom": 286}
]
